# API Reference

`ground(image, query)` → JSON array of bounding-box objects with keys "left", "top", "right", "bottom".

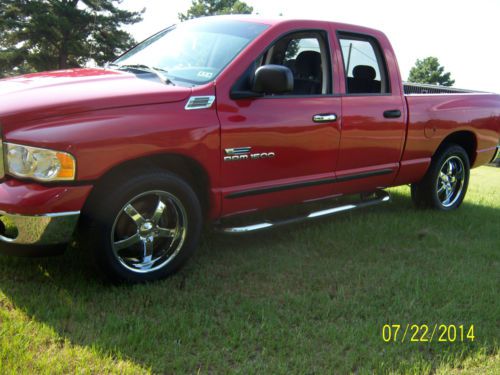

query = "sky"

[{"left": 121, "top": 0, "right": 500, "bottom": 93}]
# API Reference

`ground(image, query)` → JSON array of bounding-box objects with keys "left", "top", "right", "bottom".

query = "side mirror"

[{"left": 253, "top": 64, "right": 293, "bottom": 95}]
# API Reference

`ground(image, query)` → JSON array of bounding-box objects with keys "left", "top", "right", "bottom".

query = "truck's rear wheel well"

[
  {"left": 86, "top": 154, "right": 211, "bottom": 217},
  {"left": 436, "top": 131, "right": 476, "bottom": 165}
]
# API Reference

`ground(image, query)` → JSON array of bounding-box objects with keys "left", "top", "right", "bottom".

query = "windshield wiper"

[{"left": 107, "top": 63, "right": 175, "bottom": 86}]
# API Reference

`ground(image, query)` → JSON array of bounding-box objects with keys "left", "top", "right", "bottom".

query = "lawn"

[{"left": 0, "top": 167, "right": 499, "bottom": 374}]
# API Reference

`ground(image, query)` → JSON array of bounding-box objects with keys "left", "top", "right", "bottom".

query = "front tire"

[
  {"left": 411, "top": 144, "right": 470, "bottom": 210},
  {"left": 82, "top": 170, "right": 202, "bottom": 283}
]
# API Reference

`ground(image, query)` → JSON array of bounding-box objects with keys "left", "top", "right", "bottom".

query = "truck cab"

[{"left": 214, "top": 19, "right": 408, "bottom": 215}]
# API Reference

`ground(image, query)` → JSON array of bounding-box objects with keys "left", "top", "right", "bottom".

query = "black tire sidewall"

[
  {"left": 428, "top": 145, "right": 470, "bottom": 210},
  {"left": 86, "top": 171, "right": 202, "bottom": 283}
]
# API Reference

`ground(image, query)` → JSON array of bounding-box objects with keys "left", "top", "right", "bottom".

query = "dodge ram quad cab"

[{"left": 1, "top": 16, "right": 499, "bottom": 282}]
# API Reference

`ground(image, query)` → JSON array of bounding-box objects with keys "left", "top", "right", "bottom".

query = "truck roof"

[{"left": 182, "top": 15, "right": 385, "bottom": 37}]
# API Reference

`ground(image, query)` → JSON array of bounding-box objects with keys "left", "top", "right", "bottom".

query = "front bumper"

[
  {"left": 0, "top": 180, "right": 92, "bottom": 256},
  {"left": 0, "top": 211, "right": 80, "bottom": 256},
  {"left": 0, "top": 210, "right": 80, "bottom": 245}
]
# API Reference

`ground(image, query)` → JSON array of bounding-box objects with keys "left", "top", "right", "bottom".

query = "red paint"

[
  {"left": 0, "top": 68, "right": 192, "bottom": 125},
  {"left": 336, "top": 96, "right": 406, "bottom": 185},
  {"left": 1, "top": 17, "right": 499, "bottom": 221},
  {"left": 0, "top": 178, "right": 93, "bottom": 216}
]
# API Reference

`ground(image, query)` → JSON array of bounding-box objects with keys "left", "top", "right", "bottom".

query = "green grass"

[{"left": 0, "top": 167, "right": 499, "bottom": 374}]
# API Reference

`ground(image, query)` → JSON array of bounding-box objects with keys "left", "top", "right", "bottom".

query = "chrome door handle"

[{"left": 313, "top": 113, "right": 338, "bottom": 123}]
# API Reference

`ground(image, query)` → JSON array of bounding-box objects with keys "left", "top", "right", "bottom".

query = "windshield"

[{"left": 114, "top": 19, "right": 268, "bottom": 86}]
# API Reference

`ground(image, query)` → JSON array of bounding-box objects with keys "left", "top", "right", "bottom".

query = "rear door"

[{"left": 334, "top": 31, "right": 406, "bottom": 192}]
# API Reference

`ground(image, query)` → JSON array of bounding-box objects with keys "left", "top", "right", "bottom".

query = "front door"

[{"left": 217, "top": 30, "right": 341, "bottom": 215}]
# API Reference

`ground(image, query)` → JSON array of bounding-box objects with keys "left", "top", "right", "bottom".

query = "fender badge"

[{"left": 224, "top": 147, "right": 276, "bottom": 162}]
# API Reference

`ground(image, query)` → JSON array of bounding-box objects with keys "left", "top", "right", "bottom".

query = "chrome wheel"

[
  {"left": 436, "top": 156, "right": 465, "bottom": 208},
  {"left": 111, "top": 190, "right": 188, "bottom": 273}
]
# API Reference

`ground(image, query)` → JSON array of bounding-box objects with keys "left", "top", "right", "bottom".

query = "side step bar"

[{"left": 216, "top": 190, "right": 391, "bottom": 234}]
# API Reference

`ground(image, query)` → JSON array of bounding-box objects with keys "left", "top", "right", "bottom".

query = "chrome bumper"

[{"left": 0, "top": 211, "right": 80, "bottom": 246}]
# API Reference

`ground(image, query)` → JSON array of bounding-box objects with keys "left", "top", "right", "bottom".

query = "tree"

[
  {"left": 408, "top": 56, "right": 455, "bottom": 86},
  {"left": 178, "top": 0, "right": 253, "bottom": 21},
  {"left": 0, "top": 0, "right": 143, "bottom": 77}
]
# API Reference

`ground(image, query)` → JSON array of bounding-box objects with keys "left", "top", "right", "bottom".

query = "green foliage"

[
  {"left": 284, "top": 40, "right": 300, "bottom": 61},
  {"left": 178, "top": 0, "right": 253, "bottom": 21},
  {"left": 408, "top": 56, "right": 455, "bottom": 86},
  {"left": 0, "top": 0, "right": 143, "bottom": 77}
]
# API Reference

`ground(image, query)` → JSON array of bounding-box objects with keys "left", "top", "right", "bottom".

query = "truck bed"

[
  {"left": 403, "top": 82, "right": 481, "bottom": 95},
  {"left": 401, "top": 92, "right": 500, "bottom": 175}
]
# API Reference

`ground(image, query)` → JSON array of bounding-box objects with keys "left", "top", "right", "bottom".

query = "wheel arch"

[
  {"left": 84, "top": 153, "right": 212, "bottom": 218},
  {"left": 434, "top": 130, "right": 477, "bottom": 165}
]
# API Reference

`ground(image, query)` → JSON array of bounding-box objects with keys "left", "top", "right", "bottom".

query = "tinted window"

[{"left": 339, "top": 34, "right": 389, "bottom": 94}]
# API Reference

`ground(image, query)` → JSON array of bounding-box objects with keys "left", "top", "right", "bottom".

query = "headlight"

[{"left": 5, "top": 143, "right": 76, "bottom": 181}]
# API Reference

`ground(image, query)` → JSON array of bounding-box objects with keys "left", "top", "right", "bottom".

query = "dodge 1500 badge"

[{"left": 1, "top": 16, "right": 499, "bottom": 282}]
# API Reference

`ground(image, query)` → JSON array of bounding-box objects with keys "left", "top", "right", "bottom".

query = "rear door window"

[{"left": 338, "top": 33, "right": 389, "bottom": 94}]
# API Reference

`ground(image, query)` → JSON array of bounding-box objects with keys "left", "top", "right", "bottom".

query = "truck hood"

[{"left": 0, "top": 68, "right": 192, "bottom": 124}]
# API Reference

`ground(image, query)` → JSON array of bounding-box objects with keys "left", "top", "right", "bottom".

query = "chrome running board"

[{"left": 216, "top": 190, "right": 391, "bottom": 234}]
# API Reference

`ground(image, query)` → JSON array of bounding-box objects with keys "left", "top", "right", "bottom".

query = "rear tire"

[
  {"left": 411, "top": 144, "right": 470, "bottom": 210},
  {"left": 81, "top": 170, "right": 202, "bottom": 283}
]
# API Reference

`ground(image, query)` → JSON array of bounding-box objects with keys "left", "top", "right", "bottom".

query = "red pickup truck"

[{"left": 1, "top": 16, "right": 499, "bottom": 282}]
